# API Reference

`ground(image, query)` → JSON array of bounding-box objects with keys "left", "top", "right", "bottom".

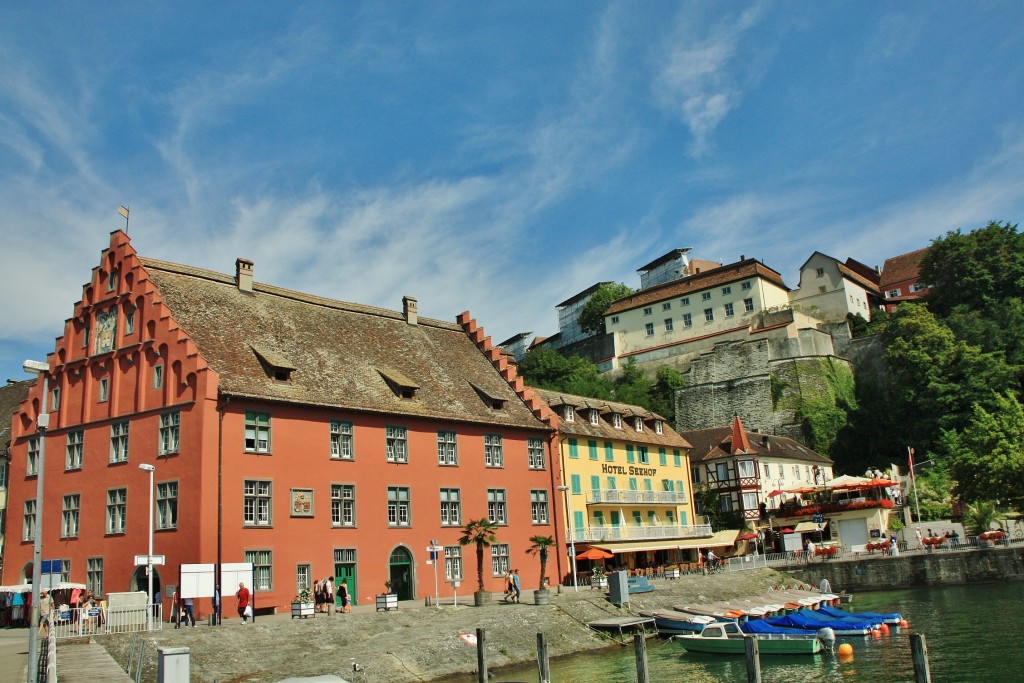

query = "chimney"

[
  {"left": 236, "top": 258, "right": 254, "bottom": 293},
  {"left": 761, "top": 435, "right": 770, "bottom": 449},
  {"left": 403, "top": 295, "right": 418, "bottom": 325}
]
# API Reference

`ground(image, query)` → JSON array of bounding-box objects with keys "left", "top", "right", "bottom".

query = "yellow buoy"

[{"left": 838, "top": 643, "right": 854, "bottom": 657}]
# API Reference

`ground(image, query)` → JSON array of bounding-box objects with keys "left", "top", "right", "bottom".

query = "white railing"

[
  {"left": 51, "top": 604, "right": 163, "bottom": 639},
  {"left": 574, "top": 523, "right": 713, "bottom": 543},
  {"left": 586, "top": 489, "right": 688, "bottom": 505}
]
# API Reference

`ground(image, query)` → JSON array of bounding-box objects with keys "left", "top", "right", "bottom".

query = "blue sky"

[{"left": 2, "top": 2, "right": 1024, "bottom": 383}]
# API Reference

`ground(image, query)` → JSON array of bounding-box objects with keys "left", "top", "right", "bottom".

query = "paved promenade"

[{"left": 0, "top": 627, "right": 28, "bottom": 683}]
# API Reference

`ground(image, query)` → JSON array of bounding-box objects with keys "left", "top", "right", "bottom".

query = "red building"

[
  {"left": 879, "top": 248, "right": 930, "bottom": 312},
  {"left": 4, "top": 231, "right": 559, "bottom": 617}
]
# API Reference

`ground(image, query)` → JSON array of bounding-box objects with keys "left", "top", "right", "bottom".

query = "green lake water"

[{"left": 469, "top": 582, "right": 1022, "bottom": 683}]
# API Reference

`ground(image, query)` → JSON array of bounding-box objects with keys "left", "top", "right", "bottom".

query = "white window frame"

[
  {"left": 722, "top": 286, "right": 731, "bottom": 295},
  {"left": 744, "top": 298, "right": 755, "bottom": 313},
  {"left": 387, "top": 486, "right": 411, "bottom": 526},
  {"left": 440, "top": 488, "right": 462, "bottom": 526},
  {"left": 737, "top": 460, "right": 756, "bottom": 478},
  {"left": 62, "top": 494, "right": 80, "bottom": 538},
  {"left": 153, "top": 364, "right": 164, "bottom": 389},
  {"left": 158, "top": 411, "right": 180, "bottom": 455},
  {"left": 297, "top": 564, "right": 312, "bottom": 593},
  {"left": 643, "top": 307, "right": 652, "bottom": 316},
  {"left": 87, "top": 557, "right": 103, "bottom": 597},
  {"left": 664, "top": 318, "right": 673, "bottom": 331},
  {"left": 157, "top": 480, "right": 178, "bottom": 530},
  {"left": 701, "top": 291, "right": 712, "bottom": 301},
  {"left": 444, "top": 546, "right": 464, "bottom": 581},
  {"left": 331, "top": 484, "right": 356, "bottom": 526},
  {"left": 385, "top": 426, "right": 408, "bottom": 463},
  {"left": 437, "top": 430, "right": 458, "bottom": 465},
  {"left": 682, "top": 313, "right": 692, "bottom": 327},
  {"left": 612, "top": 414, "right": 622, "bottom": 429},
  {"left": 23, "top": 499, "right": 37, "bottom": 541},
  {"left": 724, "top": 302, "right": 735, "bottom": 317},
  {"left": 66, "top": 430, "right": 84, "bottom": 470},
  {"left": 527, "top": 438, "right": 545, "bottom": 469},
  {"left": 244, "top": 412, "right": 272, "bottom": 453},
  {"left": 742, "top": 492, "right": 759, "bottom": 510},
  {"left": 245, "top": 549, "right": 273, "bottom": 591},
  {"left": 662, "top": 302, "right": 671, "bottom": 310},
  {"left": 243, "top": 480, "right": 272, "bottom": 526},
  {"left": 564, "top": 405, "right": 574, "bottom": 422},
  {"left": 330, "top": 420, "right": 354, "bottom": 460},
  {"left": 490, "top": 544, "right": 510, "bottom": 576},
  {"left": 645, "top": 323, "right": 654, "bottom": 336},
  {"left": 27, "top": 437, "right": 39, "bottom": 476},
  {"left": 484, "top": 434, "right": 504, "bottom": 467},
  {"left": 110, "top": 421, "right": 129, "bottom": 463},
  {"left": 680, "top": 297, "right": 690, "bottom": 306},
  {"left": 487, "top": 488, "right": 507, "bottom": 524},
  {"left": 98, "top": 377, "right": 109, "bottom": 403},
  {"left": 742, "top": 281, "right": 752, "bottom": 291},
  {"left": 106, "top": 487, "right": 127, "bottom": 534},
  {"left": 704, "top": 308, "right": 714, "bottom": 322},
  {"left": 124, "top": 306, "right": 136, "bottom": 334},
  {"left": 530, "top": 489, "right": 549, "bottom": 524},
  {"left": 588, "top": 410, "right": 599, "bottom": 426}
]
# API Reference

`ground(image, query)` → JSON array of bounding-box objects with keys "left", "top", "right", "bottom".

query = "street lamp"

[
  {"left": 139, "top": 463, "right": 156, "bottom": 631},
  {"left": 430, "top": 538, "right": 440, "bottom": 609},
  {"left": 23, "top": 359, "right": 49, "bottom": 683},
  {"left": 556, "top": 485, "right": 577, "bottom": 591}
]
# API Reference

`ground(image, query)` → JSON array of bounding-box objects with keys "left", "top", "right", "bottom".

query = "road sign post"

[{"left": 427, "top": 543, "right": 443, "bottom": 608}]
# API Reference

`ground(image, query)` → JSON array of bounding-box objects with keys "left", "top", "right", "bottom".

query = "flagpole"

[
  {"left": 909, "top": 446, "right": 922, "bottom": 529},
  {"left": 118, "top": 205, "right": 130, "bottom": 235}
]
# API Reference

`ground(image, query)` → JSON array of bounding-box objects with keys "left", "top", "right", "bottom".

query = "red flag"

[{"left": 907, "top": 447, "right": 915, "bottom": 480}]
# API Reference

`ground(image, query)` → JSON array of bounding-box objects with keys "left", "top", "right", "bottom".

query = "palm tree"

[
  {"left": 459, "top": 518, "right": 499, "bottom": 594},
  {"left": 527, "top": 535, "right": 556, "bottom": 590},
  {"left": 963, "top": 500, "right": 998, "bottom": 536}
]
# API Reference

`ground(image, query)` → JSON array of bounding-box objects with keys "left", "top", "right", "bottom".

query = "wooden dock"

[
  {"left": 586, "top": 616, "right": 656, "bottom": 640},
  {"left": 57, "top": 642, "right": 133, "bottom": 682}
]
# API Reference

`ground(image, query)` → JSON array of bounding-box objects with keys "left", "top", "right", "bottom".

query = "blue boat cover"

[
  {"left": 741, "top": 620, "right": 815, "bottom": 635},
  {"left": 766, "top": 609, "right": 878, "bottom": 631},
  {"left": 817, "top": 605, "right": 902, "bottom": 622}
]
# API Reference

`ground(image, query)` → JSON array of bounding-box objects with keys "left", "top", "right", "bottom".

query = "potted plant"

[
  {"left": 291, "top": 587, "right": 315, "bottom": 618},
  {"left": 591, "top": 565, "right": 608, "bottom": 588},
  {"left": 459, "top": 517, "right": 499, "bottom": 606},
  {"left": 527, "top": 535, "right": 555, "bottom": 605},
  {"left": 376, "top": 580, "right": 398, "bottom": 611}
]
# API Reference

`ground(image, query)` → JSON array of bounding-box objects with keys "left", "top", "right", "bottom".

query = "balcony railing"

[
  {"left": 570, "top": 523, "right": 712, "bottom": 543},
  {"left": 586, "top": 489, "right": 688, "bottom": 505}
]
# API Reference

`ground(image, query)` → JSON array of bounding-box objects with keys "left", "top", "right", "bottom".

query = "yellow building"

[{"left": 535, "top": 389, "right": 718, "bottom": 575}]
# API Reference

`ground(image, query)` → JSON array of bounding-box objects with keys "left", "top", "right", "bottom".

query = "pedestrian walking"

[
  {"left": 512, "top": 569, "right": 521, "bottom": 603},
  {"left": 236, "top": 582, "right": 251, "bottom": 624}
]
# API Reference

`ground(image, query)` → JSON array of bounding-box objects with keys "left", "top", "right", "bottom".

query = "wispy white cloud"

[{"left": 653, "top": 2, "right": 768, "bottom": 155}]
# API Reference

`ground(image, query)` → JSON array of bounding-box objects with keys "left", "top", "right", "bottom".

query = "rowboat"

[
  {"left": 674, "top": 621, "right": 824, "bottom": 655},
  {"left": 674, "top": 604, "right": 747, "bottom": 622},
  {"left": 637, "top": 609, "right": 717, "bottom": 634}
]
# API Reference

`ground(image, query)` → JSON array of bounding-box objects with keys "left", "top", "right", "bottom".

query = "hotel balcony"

[
  {"left": 585, "top": 489, "right": 688, "bottom": 505},
  {"left": 570, "top": 523, "right": 713, "bottom": 543}
]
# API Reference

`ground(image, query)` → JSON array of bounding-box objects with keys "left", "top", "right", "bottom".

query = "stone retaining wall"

[{"left": 785, "top": 547, "right": 1024, "bottom": 592}]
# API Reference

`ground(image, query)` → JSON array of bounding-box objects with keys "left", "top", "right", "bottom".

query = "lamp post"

[
  {"left": 556, "top": 485, "right": 577, "bottom": 591},
  {"left": 139, "top": 463, "right": 156, "bottom": 631},
  {"left": 23, "top": 359, "right": 49, "bottom": 683}
]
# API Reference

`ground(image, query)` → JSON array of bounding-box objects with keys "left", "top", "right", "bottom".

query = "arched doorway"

[
  {"left": 132, "top": 566, "right": 162, "bottom": 604},
  {"left": 388, "top": 546, "right": 414, "bottom": 600}
]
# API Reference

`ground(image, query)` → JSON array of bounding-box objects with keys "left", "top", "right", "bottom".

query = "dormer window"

[
  {"left": 251, "top": 344, "right": 296, "bottom": 384},
  {"left": 589, "top": 410, "right": 599, "bottom": 426},
  {"left": 378, "top": 368, "right": 418, "bottom": 400},
  {"left": 633, "top": 417, "right": 643, "bottom": 432},
  {"left": 612, "top": 413, "right": 622, "bottom": 429},
  {"left": 654, "top": 420, "right": 663, "bottom": 435},
  {"left": 469, "top": 382, "right": 506, "bottom": 410},
  {"left": 564, "top": 405, "right": 575, "bottom": 422}
]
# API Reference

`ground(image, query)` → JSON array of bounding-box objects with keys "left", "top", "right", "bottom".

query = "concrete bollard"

[{"left": 158, "top": 646, "right": 191, "bottom": 683}]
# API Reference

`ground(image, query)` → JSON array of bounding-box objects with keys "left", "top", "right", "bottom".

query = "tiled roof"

[
  {"left": 604, "top": 259, "right": 787, "bottom": 316},
  {"left": 682, "top": 423, "right": 832, "bottom": 464},
  {"left": 140, "top": 258, "right": 549, "bottom": 431},
  {"left": 533, "top": 388, "right": 692, "bottom": 449},
  {"left": 836, "top": 261, "right": 882, "bottom": 294},
  {"left": 880, "top": 248, "right": 929, "bottom": 288},
  {"left": 0, "top": 379, "right": 33, "bottom": 450},
  {"left": 843, "top": 258, "right": 881, "bottom": 286}
]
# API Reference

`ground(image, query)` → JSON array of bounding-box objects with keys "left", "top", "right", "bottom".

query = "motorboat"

[
  {"left": 637, "top": 609, "right": 717, "bottom": 634},
  {"left": 674, "top": 621, "right": 826, "bottom": 655}
]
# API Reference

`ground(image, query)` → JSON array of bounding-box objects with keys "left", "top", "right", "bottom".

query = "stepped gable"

[
  {"left": 140, "top": 256, "right": 548, "bottom": 430},
  {"left": 456, "top": 312, "right": 557, "bottom": 429},
  {"left": 683, "top": 419, "right": 832, "bottom": 464},
  {"left": 532, "top": 387, "right": 692, "bottom": 449},
  {"left": 604, "top": 259, "right": 787, "bottom": 316}
]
